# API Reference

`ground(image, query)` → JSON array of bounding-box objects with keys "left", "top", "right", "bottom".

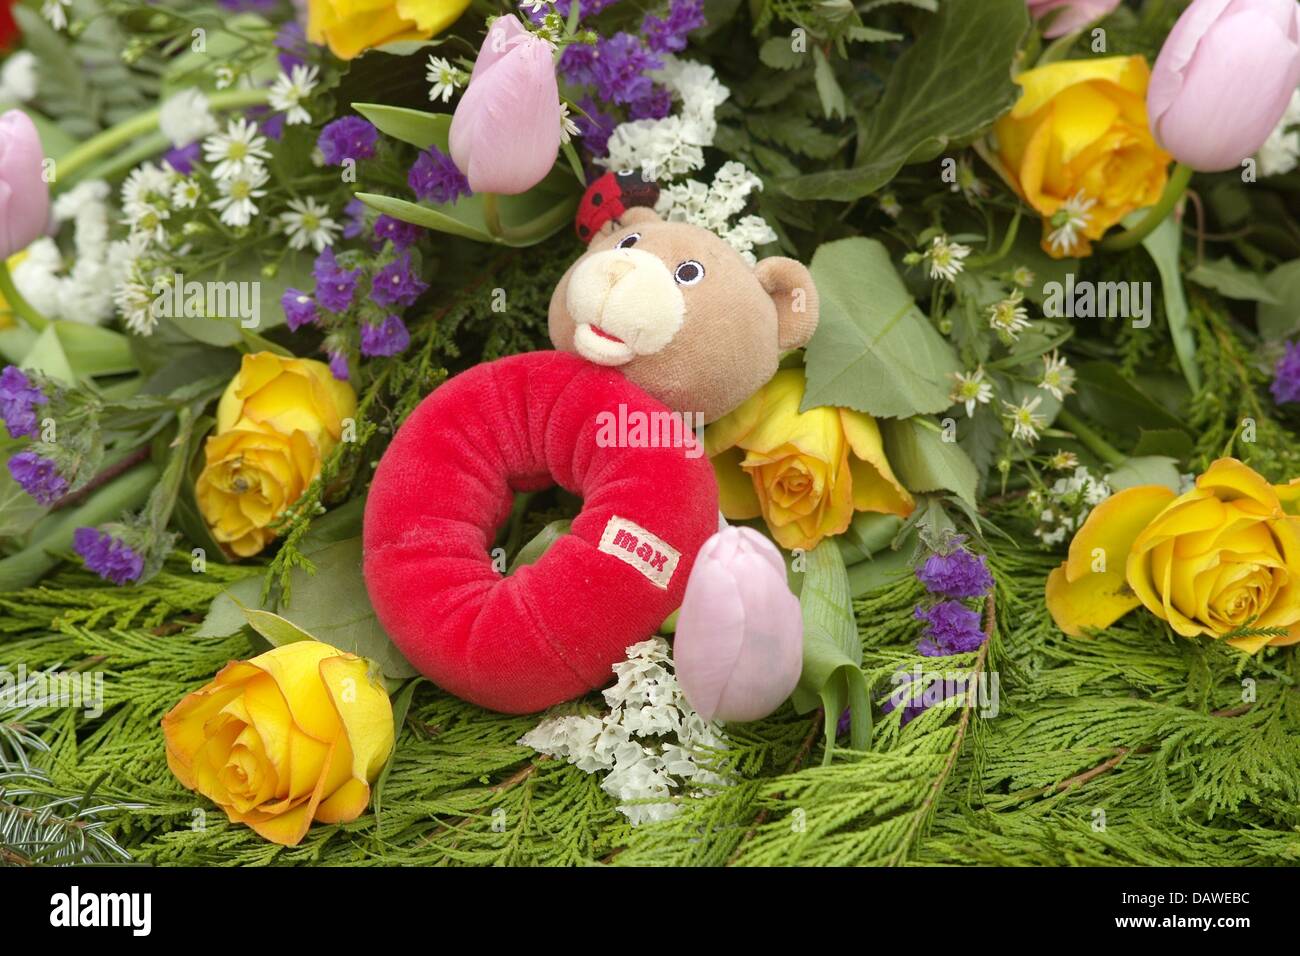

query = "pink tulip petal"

[
  {"left": 1029, "top": 0, "right": 1123, "bottom": 39},
  {"left": 0, "top": 110, "right": 51, "bottom": 258}
]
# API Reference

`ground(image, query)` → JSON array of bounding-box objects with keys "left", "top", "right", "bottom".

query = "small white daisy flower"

[
  {"left": 1003, "top": 395, "right": 1046, "bottom": 445},
  {"left": 1038, "top": 350, "right": 1076, "bottom": 401},
  {"left": 41, "top": 0, "right": 71, "bottom": 30},
  {"left": 426, "top": 56, "right": 465, "bottom": 104},
  {"left": 210, "top": 166, "right": 270, "bottom": 228},
  {"left": 268, "top": 64, "right": 319, "bottom": 126},
  {"left": 203, "top": 117, "right": 271, "bottom": 181},
  {"left": 278, "top": 197, "right": 340, "bottom": 252},
  {"left": 559, "top": 102, "right": 581, "bottom": 145},
  {"left": 1047, "top": 190, "right": 1096, "bottom": 256},
  {"left": 1047, "top": 450, "right": 1080, "bottom": 472},
  {"left": 114, "top": 277, "right": 157, "bottom": 336},
  {"left": 520, "top": 0, "right": 549, "bottom": 12},
  {"left": 950, "top": 367, "right": 994, "bottom": 418},
  {"left": 925, "top": 235, "right": 970, "bottom": 282},
  {"left": 122, "top": 202, "right": 170, "bottom": 246},
  {"left": 988, "top": 290, "right": 1032, "bottom": 341},
  {"left": 171, "top": 178, "right": 202, "bottom": 210}
]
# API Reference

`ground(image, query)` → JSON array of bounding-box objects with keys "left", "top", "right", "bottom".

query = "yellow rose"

[
  {"left": 307, "top": 0, "right": 471, "bottom": 60},
  {"left": 1046, "top": 458, "right": 1300, "bottom": 653},
  {"left": 993, "top": 56, "right": 1172, "bottom": 258},
  {"left": 705, "top": 369, "right": 914, "bottom": 552},
  {"left": 162, "top": 641, "right": 395, "bottom": 847},
  {"left": 197, "top": 353, "right": 357, "bottom": 557}
]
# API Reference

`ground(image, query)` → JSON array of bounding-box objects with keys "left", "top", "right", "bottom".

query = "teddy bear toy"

[{"left": 362, "top": 208, "right": 819, "bottom": 713}]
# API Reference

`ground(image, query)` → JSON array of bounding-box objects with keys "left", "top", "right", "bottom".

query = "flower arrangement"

[{"left": 3, "top": 0, "right": 1300, "bottom": 872}]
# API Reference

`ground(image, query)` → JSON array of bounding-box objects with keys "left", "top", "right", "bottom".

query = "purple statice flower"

[
  {"left": 73, "top": 527, "right": 145, "bottom": 586},
  {"left": 559, "top": 44, "right": 598, "bottom": 86},
  {"left": 914, "top": 601, "right": 986, "bottom": 656},
  {"left": 8, "top": 450, "right": 67, "bottom": 505},
  {"left": 275, "top": 21, "right": 309, "bottom": 73},
  {"left": 916, "top": 547, "right": 993, "bottom": 599},
  {"left": 281, "top": 288, "right": 318, "bottom": 331},
  {"left": 408, "top": 147, "right": 471, "bottom": 204},
  {"left": 373, "top": 215, "right": 424, "bottom": 251},
  {"left": 574, "top": 97, "right": 617, "bottom": 157},
  {"left": 342, "top": 198, "right": 367, "bottom": 239},
  {"left": 360, "top": 315, "right": 412, "bottom": 357},
  {"left": 628, "top": 86, "right": 672, "bottom": 121},
  {"left": 880, "top": 681, "right": 931, "bottom": 728},
  {"left": 1271, "top": 341, "right": 1300, "bottom": 405},
  {"left": 371, "top": 254, "right": 428, "bottom": 309},
  {"left": 313, "top": 249, "right": 362, "bottom": 313},
  {"left": 327, "top": 349, "right": 350, "bottom": 381},
  {"left": 244, "top": 105, "right": 285, "bottom": 142},
  {"left": 163, "top": 141, "right": 202, "bottom": 176},
  {"left": 0, "top": 365, "right": 47, "bottom": 439},
  {"left": 219, "top": 0, "right": 277, "bottom": 9},
  {"left": 642, "top": 0, "right": 706, "bottom": 53},
  {"left": 318, "top": 116, "right": 379, "bottom": 166},
  {"left": 591, "top": 34, "right": 662, "bottom": 106}
]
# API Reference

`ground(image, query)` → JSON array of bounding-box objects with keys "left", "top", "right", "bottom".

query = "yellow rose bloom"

[
  {"left": 198, "top": 353, "right": 357, "bottom": 557},
  {"left": 1046, "top": 458, "right": 1300, "bottom": 653},
  {"left": 162, "top": 641, "right": 395, "bottom": 847},
  {"left": 993, "top": 55, "right": 1172, "bottom": 258},
  {"left": 307, "top": 0, "right": 472, "bottom": 60},
  {"left": 705, "top": 369, "right": 914, "bottom": 552}
]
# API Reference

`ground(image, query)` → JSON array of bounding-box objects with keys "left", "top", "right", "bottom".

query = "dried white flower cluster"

[
  {"left": 1029, "top": 466, "right": 1111, "bottom": 547},
  {"left": 656, "top": 162, "right": 777, "bottom": 264},
  {"left": 518, "top": 638, "right": 729, "bottom": 825}
]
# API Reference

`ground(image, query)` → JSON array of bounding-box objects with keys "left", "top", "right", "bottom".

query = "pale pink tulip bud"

[
  {"left": 674, "top": 527, "right": 803, "bottom": 723},
  {"left": 0, "top": 110, "right": 50, "bottom": 259},
  {"left": 1148, "top": 0, "right": 1300, "bottom": 172},
  {"left": 448, "top": 15, "right": 562, "bottom": 195},
  {"left": 1026, "top": 0, "right": 1122, "bottom": 39}
]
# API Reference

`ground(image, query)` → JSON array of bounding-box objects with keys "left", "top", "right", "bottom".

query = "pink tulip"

[
  {"left": 1148, "top": 0, "right": 1300, "bottom": 172},
  {"left": 0, "top": 110, "right": 50, "bottom": 259},
  {"left": 674, "top": 527, "right": 803, "bottom": 723},
  {"left": 449, "top": 15, "right": 562, "bottom": 195},
  {"left": 1026, "top": 0, "right": 1122, "bottom": 38}
]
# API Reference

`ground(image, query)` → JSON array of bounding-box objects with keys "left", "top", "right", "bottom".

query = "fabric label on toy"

[{"left": 598, "top": 515, "right": 680, "bottom": 590}]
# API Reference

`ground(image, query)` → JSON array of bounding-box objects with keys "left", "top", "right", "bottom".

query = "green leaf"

[
  {"left": 1072, "top": 361, "right": 1190, "bottom": 441},
  {"left": 195, "top": 575, "right": 266, "bottom": 638},
  {"left": 811, "top": 48, "right": 847, "bottom": 121},
  {"left": 880, "top": 418, "right": 978, "bottom": 508},
  {"left": 1139, "top": 215, "right": 1200, "bottom": 392},
  {"left": 508, "top": 520, "right": 572, "bottom": 574},
  {"left": 791, "top": 541, "right": 871, "bottom": 761},
  {"left": 803, "top": 238, "right": 960, "bottom": 418},
  {"left": 1132, "top": 428, "right": 1194, "bottom": 461},
  {"left": 240, "top": 606, "right": 317, "bottom": 646},
  {"left": 352, "top": 103, "right": 450, "bottom": 150},
  {"left": 758, "top": 36, "right": 804, "bottom": 70},
  {"left": 1258, "top": 259, "right": 1300, "bottom": 341},
  {"left": 1186, "top": 258, "right": 1280, "bottom": 303},
  {"left": 372, "top": 677, "right": 420, "bottom": 818},
  {"left": 356, "top": 192, "right": 493, "bottom": 242},
  {"left": 1107, "top": 455, "right": 1182, "bottom": 493},
  {"left": 278, "top": 536, "right": 418, "bottom": 679},
  {"left": 847, "top": 542, "right": 917, "bottom": 597},
  {"left": 779, "top": 0, "right": 1028, "bottom": 200}
]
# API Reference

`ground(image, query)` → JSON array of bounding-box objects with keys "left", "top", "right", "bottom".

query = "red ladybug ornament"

[
  {"left": 575, "top": 169, "right": 660, "bottom": 243},
  {"left": 0, "top": 0, "right": 19, "bottom": 51}
]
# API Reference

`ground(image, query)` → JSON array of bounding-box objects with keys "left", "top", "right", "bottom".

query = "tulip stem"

[
  {"left": 0, "top": 258, "right": 47, "bottom": 332},
  {"left": 1096, "top": 162, "right": 1194, "bottom": 253},
  {"left": 481, "top": 191, "right": 578, "bottom": 246},
  {"left": 1056, "top": 408, "right": 1126, "bottom": 467},
  {"left": 51, "top": 89, "right": 272, "bottom": 190}
]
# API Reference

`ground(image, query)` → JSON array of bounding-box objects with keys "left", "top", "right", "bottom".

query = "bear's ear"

[
  {"left": 595, "top": 206, "right": 662, "bottom": 238},
  {"left": 754, "top": 257, "right": 819, "bottom": 349}
]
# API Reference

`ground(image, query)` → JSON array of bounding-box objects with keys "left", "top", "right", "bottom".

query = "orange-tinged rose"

[
  {"left": 704, "top": 369, "right": 913, "bottom": 552},
  {"left": 162, "top": 640, "right": 395, "bottom": 847},
  {"left": 307, "top": 0, "right": 471, "bottom": 60},
  {"left": 1046, "top": 458, "right": 1300, "bottom": 653},
  {"left": 992, "top": 55, "right": 1172, "bottom": 258}
]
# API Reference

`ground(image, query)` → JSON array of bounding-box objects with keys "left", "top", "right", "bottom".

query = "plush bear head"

[{"left": 548, "top": 208, "right": 819, "bottom": 423}]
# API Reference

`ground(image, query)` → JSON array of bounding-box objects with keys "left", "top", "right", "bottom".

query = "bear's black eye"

[
  {"left": 674, "top": 260, "right": 705, "bottom": 286},
  {"left": 616, "top": 232, "right": 641, "bottom": 249}
]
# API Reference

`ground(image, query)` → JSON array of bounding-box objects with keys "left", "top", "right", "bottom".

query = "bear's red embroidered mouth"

[{"left": 589, "top": 325, "right": 625, "bottom": 345}]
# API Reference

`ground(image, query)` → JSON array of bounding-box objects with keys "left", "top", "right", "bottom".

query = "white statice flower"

[
  {"left": 171, "top": 178, "right": 201, "bottom": 210},
  {"left": 203, "top": 117, "right": 271, "bottom": 181},
  {"left": 559, "top": 102, "right": 580, "bottom": 145},
  {"left": 13, "top": 183, "right": 118, "bottom": 326},
  {"left": 519, "top": 0, "right": 549, "bottom": 11},
  {"left": 657, "top": 161, "right": 776, "bottom": 262},
  {"left": 518, "top": 637, "right": 730, "bottom": 825},
  {"left": 53, "top": 180, "right": 111, "bottom": 257},
  {"left": 1031, "top": 466, "right": 1111, "bottom": 547},
  {"left": 1047, "top": 190, "right": 1096, "bottom": 256},
  {"left": 210, "top": 166, "right": 269, "bottom": 227},
  {"left": 720, "top": 215, "right": 778, "bottom": 263},
  {"left": 426, "top": 55, "right": 465, "bottom": 104},
  {"left": 0, "top": 51, "right": 39, "bottom": 103},
  {"left": 1003, "top": 395, "right": 1046, "bottom": 444},
  {"left": 158, "top": 88, "right": 218, "bottom": 149},
  {"left": 278, "top": 197, "right": 340, "bottom": 252},
  {"left": 925, "top": 235, "right": 970, "bottom": 282},
  {"left": 950, "top": 366, "right": 994, "bottom": 417},
  {"left": 41, "top": 0, "right": 71, "bottom": 30},
  {"left": 987, "top": 289, "right": 1031, "bottom": 341},
  {"left": 1038, "top": 350, "right": 1076, "bottom": 401},
  {"left": 1258, "top": 88, "right": 1300, "bottom": 177},
  {"left": 11, "top": 238, "right": 65, "bottom": 318},
  {"left": 268, "top": 64, "right": 319, "bottom": 126}
]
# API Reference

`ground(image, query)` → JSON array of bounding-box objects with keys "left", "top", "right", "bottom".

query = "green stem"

[
  {"left": 482, "top": 191, "right": 578, "bottom": 246},
  {"left": 0, "top": 258, "right": 47, "bottom": 332},
  {"left": 1097, "top": 162, "right": 1193, "bottom": 253},
  {"left": 1056, "top": 408, "right": 1125, "bottom": 467},
  {"left": 53, "top": 88, "right": 271, "bottom": 190}
]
